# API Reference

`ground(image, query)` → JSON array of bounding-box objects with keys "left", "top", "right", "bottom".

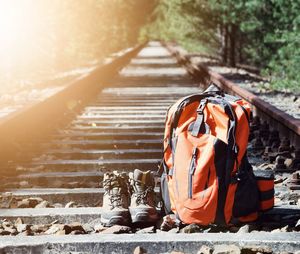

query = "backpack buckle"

[
  {"left": 231, "top": 172, "right": 241, "bottom": 184},
  {"left": 231, "top": 170, "right": 246, "bottom": 184},
  {"left": 233, "top": 145, "right": 239, "bottom": 155},
  {"left": 197, "top": 99, "right": 207, "bottom": 114}
]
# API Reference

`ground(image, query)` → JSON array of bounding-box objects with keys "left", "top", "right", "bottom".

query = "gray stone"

[
  {"left": 295, "top": 219, "right": 300, "bottom": 231},
  {"left": 31, "top": 224, "right": 50, "bottom": 233},
  {"left": 28, "top": 197, "right": 44, "bottom": 205},
  {"left": 51, "top": 220, "right": 59, "bottom": 225},
  {"left": 136, "top": 226, "right": 155, "bottom": 234},
  {"left": 213, "top": 245, "right": 241, "bottom": 254},
  {"left": 17, "top": 199, "right": 30, "bottom": 208},
  {"left": 82, "top": 223, "right": 94, "bottom": 233},
  {"left": 2, "top": 221, "right": 13, "bottom": 228},
  {"left": 70, "top": 230, "right": 85, "bottom": 235},
  {"left": 0, "top": 193, "right": 18, "bottom": 208},
  {"left": 240, "top": 246, "right": 272, "bottom": 254},
  {"left": 45, "top": 224, "right": 62, "bottom": 235},
  {"left": 133, "top": 246, "right": 147, "bottom": 254},
  {"left": 14, "top": 217, "right": 23, "bottom": 225},
  {"left": 18, "top": 230, "right": 32, "bottom": 236},
  {"left": 159, "top": 214, "right": 176, "bottom": 231},
  {"left": 16, "top": 224, "right": 30, "bottom": 233},
  {"left": 237, "top": 225, "right": 250, "bottom": 234},
  {"left": 0, "top": 229, "right": 12, "bottom": 235},
  {"left": 65, "top": 201, "right": 77, "bottom": 208},
  {"left": 271, "top": 228, "right": 281, "bottom": 233},
  {"left": 45, "top": 224, "right": 72, "bottom": 235},
  {"left": 280, "top": 225, "right": 289, "bottom": 232},
  {"left": 2, "top": 226, "right": 17, "bottom": 235},
  {"left": 35, "top": 200, "right": 50, "bottom": 208},
  {"left": 101, "top": 225, "right": 131, "bottom": 234},
  {"left": 275, "top": 177, "right": 284, "bottom": 184},
  {"left": 94, "top": 223, "right": 106, "bottom": 233},
  {"left": 180, "top": 224, "right": 203, "bottom": 233},
  {"left": 197, "top": 245, "right": 213, "bottom": 254},
  {"left": 69, "top": 222, "right": 85, "bottom": 232},
  {"left": 55, "top": 229, "right": 66, "bottom": 235},
  {"left": 203, "top": 227, "right": 213, "bottom": 233},
  {"left": 53, "top": 203, "right": 64, "bottom": 208},
  {"left": 168, "top": 227, "right": 179, "bottom": 234}
]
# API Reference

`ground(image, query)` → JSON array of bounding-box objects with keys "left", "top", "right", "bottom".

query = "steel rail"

[
  {"left": 0, "top": 42, "right": 146, "bottom": 168},
  {"left": 164, "top": 42, "right": 300, "bottom": 147}
]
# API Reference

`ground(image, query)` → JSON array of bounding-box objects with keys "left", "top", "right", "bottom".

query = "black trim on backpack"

[
  {"left": 213, "top": 98, "right": 239, "bottom": 224},
  {"left": 260, "top": 189, "right": 274, "bottom": 201},
  {"left": 232, "top": 156, "right": 260, "bottom": 218},
  {"left": 214, "top": 139, "right": 228, "bottom": 224},
  {"left": 238, "top": 104, "right": 250, "bottom": 125},
  {"left": 253, "top": 170, "right": 274, "bottom": 212}
]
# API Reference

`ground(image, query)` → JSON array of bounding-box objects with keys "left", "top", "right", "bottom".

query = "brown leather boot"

[
  {"left": 101, "top": 171, "right": 131, "bottom": 226},
  {"left": 129, "top": 169, "right": 158, "bottom": 223}
]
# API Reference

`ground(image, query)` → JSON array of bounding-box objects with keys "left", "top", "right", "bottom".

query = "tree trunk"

[
  {"left": 239, "top": 40, "right": 243, "bottom": 64},
  {"left": 221, "top": 25, "right": 229, "bottom": 64},
  {"left": 229, "top": 24, "right": 237, "bottom": 67}
]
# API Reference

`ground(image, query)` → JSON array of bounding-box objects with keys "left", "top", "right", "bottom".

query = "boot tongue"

[
  {"left": 133, "top": 169, "right": 146, "bottom": 192},
  {"left": 134, "top": 169, "right": 152, "bottom": 184}
]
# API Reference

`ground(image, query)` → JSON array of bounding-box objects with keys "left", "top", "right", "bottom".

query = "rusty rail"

[
  {"left": 0, "top": 43, "right": 146, "bottom": 167},
  {"left": 0, "top": 41, "right": 299, "bottom": 253},
  {"left": 164, "top": 42, "right": 300, "bottom": 147}
]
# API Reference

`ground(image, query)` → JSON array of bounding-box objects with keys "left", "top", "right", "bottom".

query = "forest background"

[{"left": 0, "top": 0, "right": 299, "bottom": 94}]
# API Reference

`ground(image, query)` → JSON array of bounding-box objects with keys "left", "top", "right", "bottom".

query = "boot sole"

[
  {"left": 129, "top": 207, "right": 158, "bottom": 224},
  {"left": 101, "top": 211, "right": 131, "bottom": 227}
]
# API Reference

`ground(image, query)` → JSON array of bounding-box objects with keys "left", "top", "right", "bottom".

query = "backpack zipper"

[{"left": 188, "top": 147, "right": 198, "bottom": 199}]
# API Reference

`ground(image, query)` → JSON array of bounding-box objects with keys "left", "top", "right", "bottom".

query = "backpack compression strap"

[{"left": 191, "top": 99, "right": 208, "bottom": 137}]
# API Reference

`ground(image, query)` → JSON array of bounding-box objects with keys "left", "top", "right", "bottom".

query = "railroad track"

[
  {"left": 0, "top": 41, "right": 299, "bottom": 253},
  {"left": 164, "top": 42, "right": 300, "bottom": 147}
]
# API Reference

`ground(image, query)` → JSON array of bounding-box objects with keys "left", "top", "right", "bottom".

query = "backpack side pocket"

[{"left": 232, "top": 157, "right": 260, "bottom": 218}]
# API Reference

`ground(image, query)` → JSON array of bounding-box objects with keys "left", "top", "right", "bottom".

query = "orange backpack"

[{"left": 160, "top": 89, "right": 274, "bottom": 225}]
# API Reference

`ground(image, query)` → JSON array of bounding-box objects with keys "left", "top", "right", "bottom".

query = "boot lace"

[
  {"left": 136, "top": 186, "right": 154, "bottom": 205},
  {"left": 103, "top": 175, "right": 128, "bottom": 208},
  {"left": 130, "top": 178, "right": 157, "bottom": 206}
]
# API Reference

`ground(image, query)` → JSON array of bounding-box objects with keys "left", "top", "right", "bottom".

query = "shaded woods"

[
  {"left": 143, "top": 0, "right": 300, "bottom": 92},
  {"left": 0, "top": 0, "right": 299, "bottom": 93}
]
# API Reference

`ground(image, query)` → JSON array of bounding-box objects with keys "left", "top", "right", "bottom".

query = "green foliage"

[
  {"left": 266, "top": 31, "right": 300, "bottom": 92},
  {"left": 140, "top": 0, "right": 215, "bottom": 54},
  {"left": 144, "top": 0, "right": 300, "bottom": 92}
]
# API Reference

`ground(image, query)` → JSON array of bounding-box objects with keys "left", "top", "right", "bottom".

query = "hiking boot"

[
  {"left": 129, "top": 169, "right": 158, "bottom": 223},
  {"left": 101, "top": 171, "right": 131, "bottom": 226}
]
